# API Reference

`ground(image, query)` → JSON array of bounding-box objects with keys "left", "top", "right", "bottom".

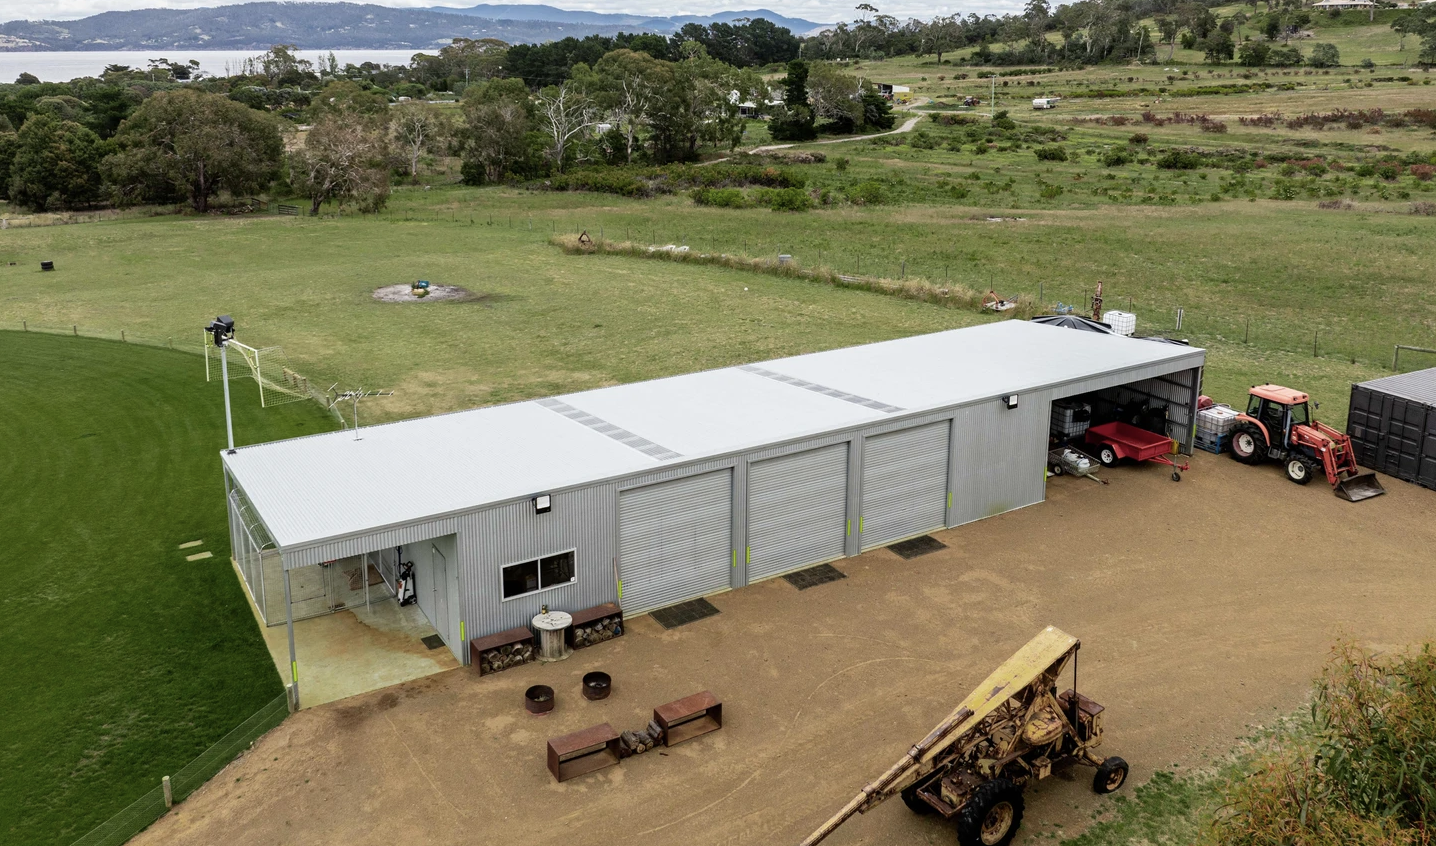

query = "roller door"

[
  {"left": 618, "top": 470, "right": 732, "bottom": 614},
  {"left": 747, "top": 444, "right": 849, "bottom": 582},
  {"left": 860, "top": 422, "right": 950, "bottom": 550}
]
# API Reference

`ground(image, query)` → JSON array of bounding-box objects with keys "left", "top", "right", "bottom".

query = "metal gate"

[
  {"left": 860, "top": 421, "right": 950, "bottom": 550},
  {"left": 747, "top": 444, "right": 849, "bottom": 582},
  {"left": 618, "top": 470, "right": 733, "bottom": 615}
]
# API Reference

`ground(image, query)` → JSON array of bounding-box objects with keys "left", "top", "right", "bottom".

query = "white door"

[
  {"left": 860, "top": 422, "right": 950, "bottom": 550},
  {"left": 747, "top": 444, "right": 849, "bottom": 581},
  {"left": 618, "top": 470, "right": 732, "bottom": 614},
  {"left": 431, "top": 543, "right": 450, "bottom": 647}
]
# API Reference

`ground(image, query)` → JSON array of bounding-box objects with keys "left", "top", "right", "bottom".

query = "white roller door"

[
  {"left": 747, "top": 444, "right": 849, "bottom": 582},
  {"left": 860, "top": 422, "right": 950, "bottom": 550},
  {"left": 618, "top": 470, "right": 732, "bottom": 614}
]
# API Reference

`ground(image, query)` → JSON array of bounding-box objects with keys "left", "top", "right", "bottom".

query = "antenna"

[{"left": 327, "top": 388, "right": 395, "bottom": 440}]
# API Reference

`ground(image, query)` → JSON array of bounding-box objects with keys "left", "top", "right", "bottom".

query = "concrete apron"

[{"left": 234, "top": 559, "right": 460, "bottom": 708}]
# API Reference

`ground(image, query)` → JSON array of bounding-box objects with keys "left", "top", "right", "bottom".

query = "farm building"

[
  {"left": 223, "top": 321, "right": 1204, "bottom": 699},
  {"left": 1347, "top": 367, "right": 1436, "bottom": 491}
]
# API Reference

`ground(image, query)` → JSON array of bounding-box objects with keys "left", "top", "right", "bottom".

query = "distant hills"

[
  {"left": 0, "top": 2, "right": 829, "bottom": 52},
  {"left": 425, "top": 5, "right": 828, "bottom": 34}
]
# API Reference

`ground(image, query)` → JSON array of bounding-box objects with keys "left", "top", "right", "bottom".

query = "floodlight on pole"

[{"left": 205, "top": 315, "right": 237, "bottom": 454}]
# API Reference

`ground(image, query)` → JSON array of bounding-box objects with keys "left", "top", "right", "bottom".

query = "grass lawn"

[{"left": 0, "top": 332, "right": 335, "bottom": 846}]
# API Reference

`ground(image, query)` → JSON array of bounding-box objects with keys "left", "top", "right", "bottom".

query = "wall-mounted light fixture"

[
  {"left": 532, "top": 494, "right": 552, "bottom": 514},
  {"left": 1002, "top": 394, "right": 1019, "bottom": 410}
]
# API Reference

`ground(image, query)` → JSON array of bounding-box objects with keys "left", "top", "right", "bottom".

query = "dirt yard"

[{"left": 137, "top": 453, "right": 1436, "bottom": 846}]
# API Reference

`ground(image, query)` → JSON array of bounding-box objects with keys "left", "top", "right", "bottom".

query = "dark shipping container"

[{"left": 1347, "top": 367, "right": 1436, "bottom": 491}]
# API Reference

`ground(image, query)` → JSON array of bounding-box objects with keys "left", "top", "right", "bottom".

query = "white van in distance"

[{"left": 1032, "top": 98, "right": 1060, "bottom": 109}]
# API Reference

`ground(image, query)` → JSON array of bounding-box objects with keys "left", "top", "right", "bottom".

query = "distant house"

[
  {"left": 734, "top": 88, "right": 784, "bottom": 118},
  {"left": 1311, "top": 0, "right": 1375, "bottom": 8}
]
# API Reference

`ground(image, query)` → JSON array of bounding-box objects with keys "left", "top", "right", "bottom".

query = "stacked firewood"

[
  {"left": 572, "top": 616, "right": 623, "bottom": 649},
  {"left": 620, "top": 721, "right": 665, "bottom": 757},
  {"left": 478, "top": 642, "right": 534, "bottom": 674}
]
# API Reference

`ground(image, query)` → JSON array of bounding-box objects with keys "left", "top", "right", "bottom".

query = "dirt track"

[{"left": 137, "top": 454, "right": 1436, "bottom": 846}]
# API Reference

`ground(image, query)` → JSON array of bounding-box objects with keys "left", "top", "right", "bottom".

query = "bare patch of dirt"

[
  {"left": 134, "top": 455, "right": 1436, "bottom": 846},
  {"left": 371, "top": 284, "right": 485, "bottom": 304}
]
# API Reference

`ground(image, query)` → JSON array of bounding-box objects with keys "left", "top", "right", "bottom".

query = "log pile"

[
  {"left": 478, "top": 642, "right": 534, "bottom": 674},
  {"left": 620, "top": 721, "right": 666, "bottom": 757},
  {"left": 572, "top": 615, "right": 623, "bottom": 649}
]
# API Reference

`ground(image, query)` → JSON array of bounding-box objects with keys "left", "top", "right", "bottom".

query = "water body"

[{"left": 0, "top": 50, "right": 422, "bottom": 82}]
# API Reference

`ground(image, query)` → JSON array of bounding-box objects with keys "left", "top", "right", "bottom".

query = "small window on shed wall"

[{"left": 501, "top": 550, "right": 576, "bottom": 601}]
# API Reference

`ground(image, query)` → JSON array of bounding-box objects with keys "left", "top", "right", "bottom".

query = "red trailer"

[{"left": 1085, "top": 421, "right": 1190, "bottom": 481}]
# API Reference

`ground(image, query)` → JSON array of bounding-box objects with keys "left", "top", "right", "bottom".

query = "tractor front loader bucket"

[{"left": 1335, "top": 472, "right": 1386, "bottom": 502}]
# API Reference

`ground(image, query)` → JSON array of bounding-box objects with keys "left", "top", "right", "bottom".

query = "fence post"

[
  {"left": 1038, "top": 281, "right": 1042, "bottom": 302},
  {"left": 1175, "top": 307, "right": 1184, "bottom": 331},
  {"left": 1314, "top": 330, "right": 1319, "bottom": 358},
  {"left": 121, "top": 330, "right": 126, "bottom": 343},
  {"left": 1245, "top": 317, "right": 1250, "bottom": 344},
  {"left": 901, "top": 260, "right": 906, "bottom": 279},
  {"left": 1393, "top": 345, "right": 1399, "bottom": 371},
  {"left": 162, "top": 775, "right": 173, "bottom": 810},
  {"left": 21, "top": 320, "right": 25, "bottom": 331},
  {"left": 73, "top": 325, "right": 78, "bottom": 336}
]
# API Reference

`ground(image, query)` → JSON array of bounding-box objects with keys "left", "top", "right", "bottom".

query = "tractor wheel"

[
  {"left": 955, "top": 778, "right": 1025, "bottom": 846},
  {"left": 1093, "top": 757, "right": 1130, "bottom": 795},
  {"left": 1229, "top": 424, "right": 1267, "bottom": 466},
  {"left": 1096, "top": 445, "right": 1119, "bottom": 467},
  {"left": 1285, "top": 456, "right": 1317, "bottom": 485}
]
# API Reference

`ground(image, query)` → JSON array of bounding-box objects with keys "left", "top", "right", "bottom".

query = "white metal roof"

[{"left": 224, "top": 320, "right": 1203, "bottom": 551}]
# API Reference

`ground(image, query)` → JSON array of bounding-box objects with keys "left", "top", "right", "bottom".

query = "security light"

[
  {"left": 533, "top": 494, "right": 552, "bottom": 514},
  {"left": 1003, "top": 394, "right": 1019, "bottom": 410},
  {"left": 205, "top": 314, "right": 235, "bottom": 347}
]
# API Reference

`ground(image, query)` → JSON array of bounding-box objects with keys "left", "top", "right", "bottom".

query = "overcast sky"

[{"left": 7, "top": 0, "right": 1018, "bottom": 25}]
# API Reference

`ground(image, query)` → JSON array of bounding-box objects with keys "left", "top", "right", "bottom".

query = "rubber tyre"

[
  {"left": 1172, "top": 471, "right": 1181, "bottom": 482},
  {"left": 1230, "top": 424, "right": 1267, "bottom": 466},
  {"left": 1049, "top": 463, "right": 1063, "bottom": 477},
  {"left": 956, "top": 778, "right": 1025, "bottom": 846},
  {"left": 1096, "top": 445, "right": 1119, "bottom": 467},
  {"left": 1093, "top": 757, "right": 1130, "bottom": 795},
  {"left": 901, "top": 775, "right": 939, "bottom": 816},
  {"left": 1285, "top": 457, "right": 1315, "bottom": 485}
]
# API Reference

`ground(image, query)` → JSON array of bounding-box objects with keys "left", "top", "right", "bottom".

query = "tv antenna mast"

[{"left": 327, "top": 385, "right": 395, "bottom": 440}]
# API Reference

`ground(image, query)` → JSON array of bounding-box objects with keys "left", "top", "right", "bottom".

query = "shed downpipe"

[{"left": 284, "top": 567, "right": 298, "bottom": 708}]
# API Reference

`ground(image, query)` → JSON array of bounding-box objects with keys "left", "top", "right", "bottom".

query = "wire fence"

[
  {"left": 3, "top": 320, "right": 341, "bottom": 417},
  {"left": 70, "top": 692, "right": 290, "bottom": 846}
]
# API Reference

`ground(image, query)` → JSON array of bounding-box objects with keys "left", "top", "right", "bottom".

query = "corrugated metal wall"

[
  {"left": 949, "top": 392, "right": 1053, "bottom": 527},
  {"left": 273, "top": 356, "right": 1204, "bottom": 655}
]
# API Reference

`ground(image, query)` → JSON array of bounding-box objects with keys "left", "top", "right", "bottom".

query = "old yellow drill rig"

[{"left": 800, "top": 626, "right": 1129, "bottom": 846}]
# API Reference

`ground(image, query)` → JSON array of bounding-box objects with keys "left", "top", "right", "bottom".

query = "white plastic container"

[{"left": 1103, "top": 310, "right": 1136, "bottom": 337}]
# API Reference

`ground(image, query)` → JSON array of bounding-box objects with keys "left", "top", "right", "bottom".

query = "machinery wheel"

[
  {"left": 1093, "top": 757, "right": 1130, "bottom": 795},
  {"left": 955, "top": 778, "right": 1025, "bottom": 846},
  {"left": 1096, "top": 445, "right": 1119, "bottom": 467},
  {"left": 1049, "top": 463, "right": 1063, "bottom": 477},
  {"left": 1285, "top": 457, "right": 1316, "bottom": 485},
  {"left": 1172, "top": 471, "right": 1182, "bottom": 482},
  {"left": 1229, "top": 424, "right": 1267, "bottom": 466},
  {"left": 901, "top": 773, "right": 941, "bottom": 815}
]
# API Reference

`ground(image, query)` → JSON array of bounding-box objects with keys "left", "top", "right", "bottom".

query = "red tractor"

[{"left": 1230, "top": 385, "right": 1385, "bottom": 501}]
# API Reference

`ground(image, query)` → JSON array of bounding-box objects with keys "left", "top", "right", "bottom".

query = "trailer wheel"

[
  {"left": 956, "top": 778, "right": 1024, "bottom": 846},
  {"left": 1093, "top": 757, "right": 1129, "bottom": 794},
  {"left": 1096, "top": 445, "right": 1119, "bottom": 467},
  {"left": 1285, "top": 457, "right": 1316, "bottom": 485},
  {"left": 1172, "top": 471, "right": 1181, "bottom": 482},
  {"left": 1048, "top": 463, "right": 1063, "bottom": 477},
  {"left": 1230, "top": 424, "right": 1266, "bottom": 466}
]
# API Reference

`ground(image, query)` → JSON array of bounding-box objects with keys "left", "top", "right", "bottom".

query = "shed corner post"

[{"left": 282, "top": 555, "right": 298, "bottom": 708}]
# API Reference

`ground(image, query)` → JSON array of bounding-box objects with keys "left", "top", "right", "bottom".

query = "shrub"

[
  {"left": 1128, "top": 132, "right": 1149, "bottom": 145},
  {"left": 1039, "top": 184, "right": 1064, "bottom": 200},
  {"left": 1206, "top": 640, "right": 1436, "bottom": 846},
  {"left": 908, "top": 131, "right": 939, "bottom": 150},
  {"left": 1375, "top": 162, "right": 1403, "bottom": 181},
  {"left": 833, "top": 156, "right": 849, "bottom": 172},
  {"left": 992, "top": 110, "right": 1016, "bottom": 131},
  {"left": 1157, "top": 150, "right": 1205, "bottom": 170},
  {"left": 945, "top": 140, "right": 963, "bottom": 153},
  {"left": 1412, "top": 165, "right": 1435, "bottom": 182},
  {"left": 1034, "top": 145, "right": 1068, "bottom": 162},
  {"left": 1102, "top": 148, "right": 1133, "bottom": 167},
  {"left": 1412, "top": 201, "right": 1436, "bottom": 216},
  {"left": 844, "top": 180, "right": 891, "bottom": 205},
  {"left": 690, "top": 187, "right": 748, "bottom": 208}
]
